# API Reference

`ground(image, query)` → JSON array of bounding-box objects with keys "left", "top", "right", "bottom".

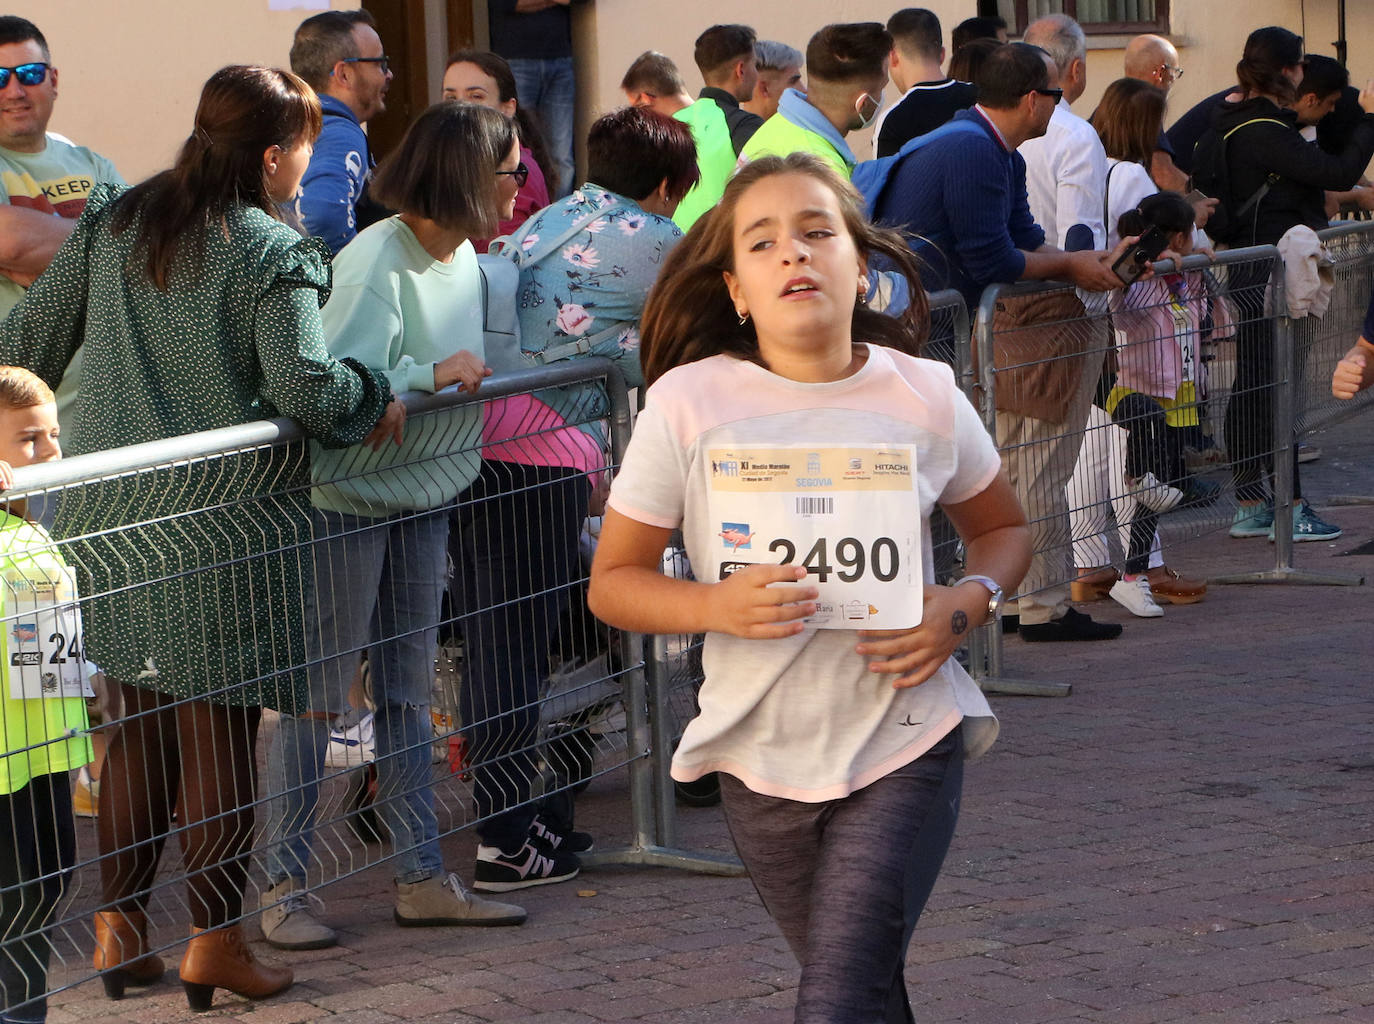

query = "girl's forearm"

[
  {"left": 588, "top": 564, "right": 719, "bottom": 635},
  {"left": 961, "top": 524, "right": 1032, "bottom": 597}
]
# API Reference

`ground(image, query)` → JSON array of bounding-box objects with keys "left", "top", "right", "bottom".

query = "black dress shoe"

[{"left": 1019, "top": 607, "right": 1123, "bottom": 642}]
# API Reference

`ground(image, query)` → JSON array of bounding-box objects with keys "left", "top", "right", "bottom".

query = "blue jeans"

[
  {"left": 508, "top": 57, "right": 575, "bottom": 197},
  {"left": 262, "top": 507, "right": 449, "bottom": 886}
]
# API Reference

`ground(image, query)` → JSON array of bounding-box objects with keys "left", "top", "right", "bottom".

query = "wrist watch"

[{"left": 954, "top": 574, "right": 1005, "bottom": 626}]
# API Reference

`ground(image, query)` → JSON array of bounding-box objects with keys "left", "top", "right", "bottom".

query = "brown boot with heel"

[
  {"left": 93, "top": 910, "right": 165, "bottom": 999},
  {"left": 178, "top": 924, "right": 293, "bottom": 1011}
]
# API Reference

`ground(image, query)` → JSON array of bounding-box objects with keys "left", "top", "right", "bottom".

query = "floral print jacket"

[{"left": 509, "top": 182, "right": 683, "bottom": 391}]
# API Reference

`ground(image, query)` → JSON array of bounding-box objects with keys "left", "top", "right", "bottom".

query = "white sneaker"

[
  {"left": 324, "top": 710, "right": 376, "bottom": 770},
  {"left": 1110, "top": 576, "right": 1164, "bottom": 618},
  {"left": 1131, "top": 472, "right": 1184, "bottom": 514}
]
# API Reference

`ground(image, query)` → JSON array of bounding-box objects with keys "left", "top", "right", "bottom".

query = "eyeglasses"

[
  {"left": 1032, "top": 87, "right": 1064, "bottom": 102},
  {"left": 1160, "top": 64, "right": 1184, "bottom": 79},
  {"left": 496, "top": 163, "right": 529, "bottom": 188},
  {"left": 339, "top": 56, "right": 390, "bottom": 75},
  {"left": 0, "top": 63, "right": 49, "bottom": 89}
]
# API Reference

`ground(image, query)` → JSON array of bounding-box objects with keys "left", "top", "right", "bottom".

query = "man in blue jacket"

[{"left": 288, "top": 9, "right": 392, "bottom": 254}]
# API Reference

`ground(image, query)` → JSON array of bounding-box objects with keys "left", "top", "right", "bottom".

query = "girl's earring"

[{"left": 737, "top": 310, "right": 750, "bottom": 326}]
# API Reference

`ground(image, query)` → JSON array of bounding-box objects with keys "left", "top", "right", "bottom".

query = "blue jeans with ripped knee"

[{"left": 263, "top": 507, "right": 448, "bottom": 886}]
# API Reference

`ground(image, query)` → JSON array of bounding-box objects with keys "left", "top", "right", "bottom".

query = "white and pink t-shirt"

[{"left": 607, "top": 345, "right": 1004, "bottom": 802}]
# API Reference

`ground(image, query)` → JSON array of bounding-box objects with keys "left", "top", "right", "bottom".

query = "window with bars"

[{"left": 985, "top": 1, "right": 1170, "bottom": 35}]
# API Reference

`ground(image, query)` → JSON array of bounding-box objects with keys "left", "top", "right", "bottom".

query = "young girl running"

[{"left": 588, "top": 153, "right": 1031, "bottom": 1024}]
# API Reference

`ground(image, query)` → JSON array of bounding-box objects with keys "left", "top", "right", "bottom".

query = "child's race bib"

[
  {"left": 4, "top": 564, "right": 93, "bottom": 701},
  {"left": 707, "top": 445, "right": 923, "bottom": 629}
]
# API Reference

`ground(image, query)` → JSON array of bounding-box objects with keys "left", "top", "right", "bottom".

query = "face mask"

[{"left": 853, "top": 90, "right": 883, "bottom": 130}]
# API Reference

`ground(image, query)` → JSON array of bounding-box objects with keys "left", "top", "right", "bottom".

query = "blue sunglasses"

[{"left": 0, "top": 63, "right": 49, "bottom": 89}]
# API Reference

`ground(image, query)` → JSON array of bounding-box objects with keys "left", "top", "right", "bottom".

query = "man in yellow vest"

[
  {"left": 739, "top": 22, "right": 892, "bottom": 180},
  {"left": 672, "top": 24, "right": 763, "bottom": 230}
]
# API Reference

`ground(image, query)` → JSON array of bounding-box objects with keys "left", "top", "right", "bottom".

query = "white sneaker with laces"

[
  {"left": 1131, "top": 473, "right": 1184, "bottom": 514},
  {"left": 1110, "top": 576, "right": 1164, "bottom": 618}
]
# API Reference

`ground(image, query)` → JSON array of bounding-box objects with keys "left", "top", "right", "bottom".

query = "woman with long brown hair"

[
  {"left": 0, "top": 65, "right": 400, "bottom": 1010},
  {"left": 591, "top": 153, "right": 1030, "bottom": 1022}
]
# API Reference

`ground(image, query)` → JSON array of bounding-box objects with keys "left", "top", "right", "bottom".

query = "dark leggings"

[
  {"left": 97, "top": 683, "right": 261, "bottom": 929},
  {"left": 1224, "top": 261, "right": 1300, "bottom": 503},
  {"left": 453, "top": 461, "right": 590, "bottom": 852},
  {"left": 1, "top": 774, "right": 75, "bottom": 1022},
  {"left": 719, "top": 730, "right": 964, "bottom": 1024},
  {"left": 1111, "top": 393, "right": 1185, "bottom": 573}
]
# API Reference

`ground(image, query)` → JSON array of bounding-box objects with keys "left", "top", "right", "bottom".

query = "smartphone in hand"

[{"left": 1111, "top": 225, "right": 1170, "bottom": 285}]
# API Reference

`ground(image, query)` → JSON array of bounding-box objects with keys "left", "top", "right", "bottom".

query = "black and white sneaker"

[
  {"left": 531, "top": 814, "right": 594, "bottom": 855},
  {"left": 472, "top": 839, "right": 580, "bottom": 892}
]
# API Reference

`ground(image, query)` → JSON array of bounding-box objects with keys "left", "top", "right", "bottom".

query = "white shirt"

[
  {"left": 1019, "top": 100, "right": 1108, "bottom": 251},
  {"left": 608, "top": 347, "right": 1003, "bottom": 801}
]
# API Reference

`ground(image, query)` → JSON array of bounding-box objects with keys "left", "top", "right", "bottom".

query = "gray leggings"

[{"left": 719, "top": 729, "right": 964, "bottom": 1024}]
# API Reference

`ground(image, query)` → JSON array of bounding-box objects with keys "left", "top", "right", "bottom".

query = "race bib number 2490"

[{"left": 709, "top": 445, "right": 923, "bottom": 629}]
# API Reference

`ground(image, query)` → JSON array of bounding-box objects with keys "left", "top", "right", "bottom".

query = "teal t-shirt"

[
  {"left": 0, "top": 134, "right": 123, "bottom": 433},
  {"left": 311, "top": 216, "right": 486, "bottom": 516}
]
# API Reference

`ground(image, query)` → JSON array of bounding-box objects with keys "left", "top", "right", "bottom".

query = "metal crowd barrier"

[
  {"left": 967, "top": 234, "right": 1373, "bottom": 695},
  {"left": 0, "top": 360, "right": 731, "bottom": 1015}
]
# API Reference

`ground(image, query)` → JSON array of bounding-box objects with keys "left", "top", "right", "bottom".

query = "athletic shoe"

[
  {"left": 1270, "top": 500, "right": 1343, "bottom": 543},
  {"left": 1229, "top": 502, "right": 1274, "bottom": 539},
  {"left": 1145, "top": 565, "right": 1207, "bottom": 604},
  {"left": 260, "top": 878, "right": 337, "bottom": 950},
  {"left": 394, "top": 872, "right": 526, "bottom": 927},
  {"left": 1131, "top": 472, "right": 1184, "bottom": 514},
  {"left": 473, "top": 839, "right": 580, "bottom": 892},
  {"left": 1019, "top": 608, "right": 1123, "bottom": 642},
  {"left": 531, "top": 814, "right": 594, "bottom": 855},
  {"left": 1109, "top": 576, "right": 1163, "bottom": 618},
  {"left": 72, "top": 766, "right": 99, "bottom": 819},
  {"left": 324, "top": 710, "right": 375, "bottom": 770}
]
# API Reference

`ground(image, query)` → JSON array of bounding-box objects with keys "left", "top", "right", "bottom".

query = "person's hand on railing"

[
  {"left": 1359, "top": 80, "right": 1374, "bottom": 115},
  {"left": 1332, "top": 339, "right": 1374, "bottom": 399},
  {"left": 363, "top": 397, "right": 406, "bottom": 451},
  {"left": 436, "top": 349, "right": 492, "bottom": 393},
  {"left": 0, "top": 459, "right": 12, "bottom": 491}
]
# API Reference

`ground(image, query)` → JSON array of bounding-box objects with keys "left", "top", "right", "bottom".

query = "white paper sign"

[
  {"left": 707, "top": 445, "right": 922, "bottom": 629},
  {"left": 5, "top": 565, "right": 93, "bottom": 701}
]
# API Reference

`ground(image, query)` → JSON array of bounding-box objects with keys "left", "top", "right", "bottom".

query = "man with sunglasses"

[
  {"left": 0, "top": 17, "right": 122, "bottom": 322},
  {"left": 1123, "top": 33, "right": 1189, "bottom": 191},
  {"left": 288, "top": 9, "right": 393, "bottom": 254}
]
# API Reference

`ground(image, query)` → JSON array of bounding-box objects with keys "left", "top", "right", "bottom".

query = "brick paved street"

[{"left": 48, "top": 416, "right": 1374, "bottom": 1024}]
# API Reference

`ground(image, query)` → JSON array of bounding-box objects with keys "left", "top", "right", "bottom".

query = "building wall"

[{"left": 10, "top": 0, "right": 1369, "bottom": 187}]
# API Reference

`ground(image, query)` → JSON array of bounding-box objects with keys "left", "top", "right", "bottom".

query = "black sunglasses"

[
  {"left": 339, "top": 56, "right": 390, "bottom": 75},
  {"left": 0, "top": 63, "right": 49, "bottom": 89},
  {"left": 496, "top": 162, "right": 529, "bottom": 188},
  {"left": 1032, "top": 87, "right": 1064, "bottom": 102}
]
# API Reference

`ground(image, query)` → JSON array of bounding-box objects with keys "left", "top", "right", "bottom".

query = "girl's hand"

[
  {"left": 0, "top": 459, "right": 13, "bottom": 491},
  {"left": 705, "top": 564, "right": 819, "bottom": 640},
  {"left": 437, "top": 350, "right": 492, "bottom": 393},
  {"left": 364, "top": 397, "right": 406, "bottom": 451},
  {"left": 1333, "top": 344, "right": 1371, "bottom": 399},
  {"left": 855, "top": 582, "right": 988, "bottom": 689}
]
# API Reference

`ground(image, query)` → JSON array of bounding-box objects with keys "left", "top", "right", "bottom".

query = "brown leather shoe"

[
  {"left": 1145, "top": 565, "right": 1207, "bottom": 604},
  {"left": 178, "top": 924, "right": 292, "bottom": 1011},
  {"left": 1070, "top": 565, "right": 1120, "bottom": 602},
  {"left": 93, "top": 910, "right": 165, "bottom": 1000}
]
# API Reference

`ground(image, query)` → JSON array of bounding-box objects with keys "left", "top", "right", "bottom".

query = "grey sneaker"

[
  {"left": 260, "top": 878, "right": 337, "bottom": 950},
  {"left": 394, "top": 872, "right": 526, "bottom": 927}
]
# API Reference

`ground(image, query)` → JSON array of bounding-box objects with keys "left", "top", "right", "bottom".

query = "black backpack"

[{"left": 1190, "top": 117, "right": 1287, "bottom": 245}]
